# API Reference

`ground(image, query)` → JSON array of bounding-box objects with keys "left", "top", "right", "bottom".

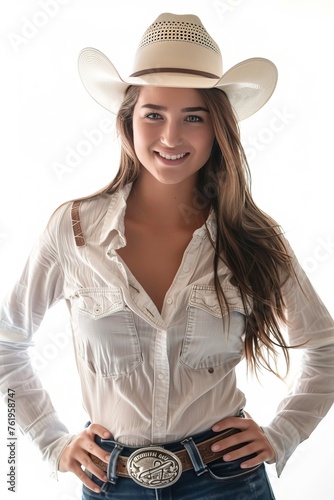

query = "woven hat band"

[{"left": 130, "top": 68, "right": 220, "bottom": 79}]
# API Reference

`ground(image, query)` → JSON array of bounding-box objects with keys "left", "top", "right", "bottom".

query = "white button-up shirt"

[{"left": 0, "top": 184, "right": 334, "bottom": 479}]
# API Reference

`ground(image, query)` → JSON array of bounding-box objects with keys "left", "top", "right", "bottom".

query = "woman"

[{"left": 1, "top": 13, "right": 334, "bottom": 500}]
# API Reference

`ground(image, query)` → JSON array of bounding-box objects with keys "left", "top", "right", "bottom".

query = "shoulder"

[
  {"left": 48, "top": 190, "right": 124, "bottom": 246},
  {"left": 70, "top": 193, "right": 115, "bottom": 245},
  {"left": 55, "top": 191, "right": 112, "bottom": 223}
]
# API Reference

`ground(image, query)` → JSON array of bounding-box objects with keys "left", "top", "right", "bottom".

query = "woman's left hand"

[{"left": 211, "top": 413, "right": 276, "bottom": 468}]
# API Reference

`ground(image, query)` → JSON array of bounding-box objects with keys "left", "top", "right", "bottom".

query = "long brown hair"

[
  {"left": 197, "top": 88, "right": 296, "bottom": 378},
  {"left": 75, "top": 85, "right": 298, "bottom": 378}
]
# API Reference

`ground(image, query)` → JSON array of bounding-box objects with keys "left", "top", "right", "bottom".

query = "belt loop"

[
  {"left": 106, "top": 443, "right": 124, "bottom": 484},
  {"left": 181, "top": 437, "right": 208, "bottom": 476}
]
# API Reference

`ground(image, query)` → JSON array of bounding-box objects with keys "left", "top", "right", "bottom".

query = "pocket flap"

[
  {"left": 188, "top": 285, "right": 250, "bottom": 317},
  {"left": 72, "top": 287, "right": 124, "bottom": 319}
]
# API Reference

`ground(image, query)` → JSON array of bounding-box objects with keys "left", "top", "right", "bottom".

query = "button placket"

[
  {"left": 161, "top": 232, "right": 205, "bottom": 319},
  {"left": 152, "top": 329, "right": 169, "bottom": 441}
]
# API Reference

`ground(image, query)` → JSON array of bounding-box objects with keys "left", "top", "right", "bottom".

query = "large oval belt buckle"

[{"left": 127, "top": 446, "right": 182, "bottom": 489}]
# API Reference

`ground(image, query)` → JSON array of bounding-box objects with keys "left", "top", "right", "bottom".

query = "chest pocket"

[
  {"left": 70, "top": 287, "right": 142, "bottom": 378},
  {"left": 180, "top": 285, "right": 247, "bottom": 371}
]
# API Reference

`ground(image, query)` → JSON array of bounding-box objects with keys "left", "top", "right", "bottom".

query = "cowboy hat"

[{"left": 78, "top": 13, "right": 278, "bottom": 121}]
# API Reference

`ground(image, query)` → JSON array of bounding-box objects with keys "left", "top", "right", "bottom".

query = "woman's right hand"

[{"left": 58, "top": 423, "right": 112, "bottom": 493}]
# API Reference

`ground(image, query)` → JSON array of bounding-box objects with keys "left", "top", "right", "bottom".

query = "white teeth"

[{"left": 158, "top": 152, "right": 187, "bottom": 160}]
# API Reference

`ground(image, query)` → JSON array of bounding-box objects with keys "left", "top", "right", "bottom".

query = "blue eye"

[
  {"left": 186, "top": 115, "right": 202, "bottom": 122},
  {"left": 145, "top": 112, "right": 161, "bottom": 120}
]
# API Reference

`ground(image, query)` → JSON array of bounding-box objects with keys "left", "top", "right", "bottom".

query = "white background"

[{"left": 0, "top": 1, "right": 333, "bottom": 498}]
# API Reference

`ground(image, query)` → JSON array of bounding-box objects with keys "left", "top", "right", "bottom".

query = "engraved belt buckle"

[{"left": 126, "top": 446, "right": 182, "bottom": 489}]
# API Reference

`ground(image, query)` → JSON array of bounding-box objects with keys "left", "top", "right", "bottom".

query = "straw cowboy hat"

[{"left": 78, "top": 13, "right": 278, "bottom": 121}]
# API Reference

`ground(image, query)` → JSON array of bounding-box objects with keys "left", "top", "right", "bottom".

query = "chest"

[{"left": 117, "top": 225, "right": 195, "bottom": 313}]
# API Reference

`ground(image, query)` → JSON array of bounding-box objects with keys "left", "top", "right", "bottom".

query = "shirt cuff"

[
  {"left": 48, "top": 434, "right": 76, "bottom": 481},
  {"left": 24, "top": 411, "right": 76, "bottom": 480},
  {"left": 261, "top": 416, "right": 301, "bottom": 477}
]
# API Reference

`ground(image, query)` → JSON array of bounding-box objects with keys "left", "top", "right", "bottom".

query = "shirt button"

[
  {"left": 166, "top": 297, "right": 173, "bottom": 305},
  {"left": 155, "top": 420, "right": 162, "bottom": 428},
  {"left": 183, "top": 265, "right": 190, "bottom": 272},
  {"left": 158, "top": 373, "right": 165, "bottom": 380}
]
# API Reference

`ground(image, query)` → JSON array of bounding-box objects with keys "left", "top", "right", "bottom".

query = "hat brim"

[{"left": 78, "top": 48, "right": 277, "bottom": 121}]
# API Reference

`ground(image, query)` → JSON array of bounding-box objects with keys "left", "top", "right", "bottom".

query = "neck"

[{"left": 127, "top": 170, "right": 210, "bottom": 229}]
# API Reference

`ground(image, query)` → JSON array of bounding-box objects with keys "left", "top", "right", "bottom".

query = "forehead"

[{"left": 136, "top": 86, "right": 206, "bottom": 108}]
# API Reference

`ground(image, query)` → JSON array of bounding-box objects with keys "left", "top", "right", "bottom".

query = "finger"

[
  {"left": 80, "top": 436, "right": 111, "bottom": 464},
  {"left": 77, "top": 450, "right": 108, "bottom": 482},
  {"left": 86, "top": 423, "right": 111, "bottom": 439},
  {"left": 221, "top": 440, "right": 263, "bottom": 461},
  {"left": 221, "top": 434, "right": 274, "bottom": 466},
  {"left": 211, "top": 428, "right": 254, "bottom": 452},
  {"left": 212, "top": 416, "right": 250, "bottom": 432},
  {"left": 239, "top": 451, "right": 269, "bottom": 469},
  {"left": 71, "top": 461, "right": 104, "bottom": 493}
]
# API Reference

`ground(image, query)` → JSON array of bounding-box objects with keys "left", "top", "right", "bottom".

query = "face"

[{"left": 132, "top": 86, "right": 215, "bottom": 186}]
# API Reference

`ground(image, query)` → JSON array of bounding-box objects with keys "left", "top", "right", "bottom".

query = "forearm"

[
  {"left": 0, "top": 340, "right": 74, "bottom": 479},
  {"left": 262, "top": 342, "right": 334, "bottom": 476}
]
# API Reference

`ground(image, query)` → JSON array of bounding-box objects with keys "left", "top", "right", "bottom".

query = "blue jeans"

[{"left": 82, "top": 429, "right": 276, "bottom": 499}]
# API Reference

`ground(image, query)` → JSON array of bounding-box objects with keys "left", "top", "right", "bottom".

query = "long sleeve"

[
  {"left": 0, "top": 206, "right": 75, "bottom": 479},
  {"left": 261, "top": 243, "right": 334, "bottom": 477}
]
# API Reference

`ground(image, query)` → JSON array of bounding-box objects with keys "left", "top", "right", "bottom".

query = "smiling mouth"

[{"left": 157, "top": 152, "right": 188, "bottom": 161}]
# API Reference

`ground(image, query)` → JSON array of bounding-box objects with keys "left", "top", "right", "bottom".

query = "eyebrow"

[{"left": 141, "top": 104, "right": 209, "bottom": 113}]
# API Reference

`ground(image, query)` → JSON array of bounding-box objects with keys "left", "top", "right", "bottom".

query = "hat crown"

[
  {"left": 132, "top": 13, "right": 223, "bottom": 78},
  {"left": 138, "top": 13, "right": 221, "bottom": 54}
]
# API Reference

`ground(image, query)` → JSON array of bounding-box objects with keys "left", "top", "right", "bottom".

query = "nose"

[{"left": 160, "top": 120, "right": 182, "bottom": 148}]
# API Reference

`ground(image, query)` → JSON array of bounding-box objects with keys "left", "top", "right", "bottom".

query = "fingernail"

[
  {"left": 94, "top": 487, "right": 101, "bottom": 493},
  {"left": 103, "top": 431, "right": 110, "bottom": 437},
  {"left": 240, "top": 462, "right": 248, "bottom": 469},
  {"left": 105, "top": 454, "right": 111, "bottom": 461},
  {"left": 211, "top": 444, "right": 220, "bottom": 452},
  {"left": 103, "top": 474, "right": 108, "bottom": 481},
  {"left": 212, "top": 425, "right": 219, "bottom": 432},
  {"left": 223, "top": 454, "right": 231, "bottom": 461}
]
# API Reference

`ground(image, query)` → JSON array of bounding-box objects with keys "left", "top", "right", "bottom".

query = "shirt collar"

[
  {"left": 99, "top": 183, "right": 132, "bottom": 249},
  {"left": 99, "top": 182, "right": 217, "bottom": 249},
  {"left": 204, "top": 209, "right": 217, "bottom": 243}
]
